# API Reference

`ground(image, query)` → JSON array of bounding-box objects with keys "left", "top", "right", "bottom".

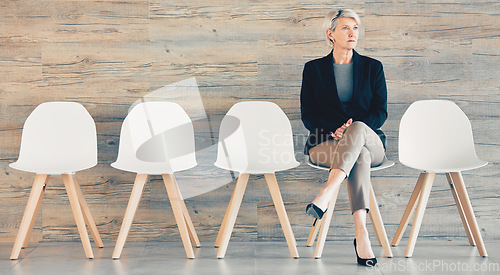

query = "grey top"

[{"left": 333, "top": 62, "right": 353, "bottom": 109}]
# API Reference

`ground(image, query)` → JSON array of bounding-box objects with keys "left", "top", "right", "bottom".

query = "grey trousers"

[{"left": 309, "top": 121, "right": 385, "bottom": 213}]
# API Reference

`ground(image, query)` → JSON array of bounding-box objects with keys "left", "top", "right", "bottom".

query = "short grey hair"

[{"left": 323, "top": 9, "right": 361, "bottom": 48}]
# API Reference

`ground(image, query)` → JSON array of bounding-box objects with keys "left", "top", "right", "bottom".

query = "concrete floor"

[{"left": 2, "top": 239, "right": 499, "bottom": 275}]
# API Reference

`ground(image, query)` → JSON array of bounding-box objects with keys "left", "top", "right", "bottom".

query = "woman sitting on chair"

[{"left": 300, "top": 9, "right": 388, "bottom": 266}]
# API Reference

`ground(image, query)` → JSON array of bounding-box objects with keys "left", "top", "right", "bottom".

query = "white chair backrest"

[
  {"left": 214, "top": 101, "right": 299, "bottom": 173},
  {"left": 10, "top": 102, "right": 97, "bottom": 174},
  {"left": 399, "top": 100, "right": 484, "bottom": 172},
  {"left": 112, "top": 102, "right": 196, "bottom": 174}
]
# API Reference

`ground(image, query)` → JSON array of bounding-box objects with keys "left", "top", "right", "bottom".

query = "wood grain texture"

[
  {"left": 0, "top": 0, "right": 149, "bottom": 43},
  {"left": 0, "top": 0, "right": 499, "bottom": 243}
]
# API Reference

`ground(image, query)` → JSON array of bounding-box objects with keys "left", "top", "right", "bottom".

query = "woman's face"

[{"left": 327, "top": 17, "right": 359, "bottom": 50}]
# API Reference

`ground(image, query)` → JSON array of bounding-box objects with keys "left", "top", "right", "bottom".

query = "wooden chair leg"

[
  {"left": 112, "top": 174, "right": 148, "bottom": 259},
  {"left": 364, "top": 182, "right": 382, "bottom": 248},
  {"left": 264, "top": 173, "right": 299, "bottom": 258},
  {"left": 370, "top": 212, "right": 383, "bottom": 247},
  {"left": 183, "top": 210, "right": 200, "bottom": 248},
  {"left": 214, "top": 174, "right": 243, "bottom": 248},
  {"left": 73, "top": 176, "right": 104, "bottom": 248},
  {"left": 306, "top": 219, "right": 321, "bottom": 247},
  {"left": 450, "top": 172, "right": 487, "bottom": 257},
  {"left": 22, "top": 175, "right": 49, "bottom": 249},
  {"left": 314, "top": 184, "right": 340, "bottom": 259},
  {"left": 171, "top": 175, "right": 201, "bottom": 248},
  {"left": 62, "top": 174, "right": 94, "bottom": 259},
  {"left": 214, "top": 210, "right": 228, "bottom": 247},
  {"left": 368, "top": 185, "right": 393, "bottom": 258},
  {"left": 216, "top": 173, "right": 250, "bottom": 259},
  {"left": 405, "top": 172, "right": 435, "bottom": 257},
  {"left": 446, "top": 173, "right": 475, "bottom": 246},
  {"left": 162, "top": 174, "right": 195, "bottom": 259},
  {"left": 11, "top": 174, "right": 48, "bottom": 260},
  {"left": 392, "top": 173, "right": 426, "bottom": 246}
]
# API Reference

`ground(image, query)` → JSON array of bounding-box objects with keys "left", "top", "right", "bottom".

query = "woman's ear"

[{"left": 326, "top": 29, "right": 335, "bottom": 43}]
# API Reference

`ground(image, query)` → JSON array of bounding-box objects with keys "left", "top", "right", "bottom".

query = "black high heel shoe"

[
  {"left": 353, "top": 238, "right": 377, "bottom": 266},
  {"left": 306, "top": 203, "right": 326, "bottom": 219}
]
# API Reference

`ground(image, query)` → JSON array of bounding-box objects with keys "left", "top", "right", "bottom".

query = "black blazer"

[{"left": 301, "top": 50, "right": 388, "bottom": 154}]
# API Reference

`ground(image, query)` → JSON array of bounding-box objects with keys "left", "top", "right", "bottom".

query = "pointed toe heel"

[
  {"left": 354, "top": 238, "right": 377, "bottom": 266},
  {"left": 306, "top": 203, "right": 326, "bottom": 219}
]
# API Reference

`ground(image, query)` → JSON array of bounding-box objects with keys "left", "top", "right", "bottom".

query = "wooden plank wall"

[{"left": 0, "top": 0, "right": 498, "bottom": 245}]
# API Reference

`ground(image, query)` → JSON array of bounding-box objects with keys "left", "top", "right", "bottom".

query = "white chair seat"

[
  {"left": 9, "top": 102, "right": 102, "bottom": 260},
  {"left": 401, "top": 158, "right": 487, "bottom": 173},
  {"left": 214, "top": 162, "right": 300, "bottom": 174},
  {"left": 398, "top": 100, "right": 488, "bottom": 172},
  {"left": 214, "top": 101, "right": 300, "bottom": 174},
  {"left": 10, "top": 162, "right": 96, "bottom": 175},
  {"left": 393, "top": 100, "right": 488, "bottom": 258},
  {"left": 307, "top": 156, "right": 394, "bottom": 172},
  {"left": 111, "top": 156, "right": 197, "bottom": 175},
  {"left": 214, "top": 101, "right": 300, "bottom": 259},
  {"left": 111, "top": 102, "right": 200, "bottom": 260},
  {"left": 113, "top": 103, "right": 197, "bottom": 175},
  {"left": 9, "top": 102, "right": 97, "bottom": 175}
]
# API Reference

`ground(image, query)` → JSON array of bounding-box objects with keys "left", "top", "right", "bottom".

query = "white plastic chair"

[
  {"left": 10, "top": 102, "right": 103, "bottom": 260},
  {"left": 392, "top": 100, "right": 488, "bottom": 257},
  {"left": 213, "top": 101, "right": 300, "bottom": 259},
  {"left": 111, "top": 102, "right": 200, "bottom": 259},
  {"left": 306, "top": 157, "right": 394, "bottom": 259}
]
